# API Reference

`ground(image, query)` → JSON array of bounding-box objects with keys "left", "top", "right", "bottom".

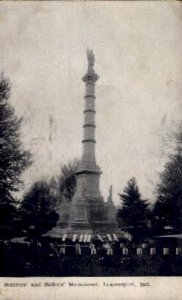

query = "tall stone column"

[
  {"left": 49, "top": 50, "right": 118, "bottom": 235},
  {"left": 69, "top": 50, "right": 103, "bottom": 232},
  {"left": 82, "top": 51, "right": 98, "bottom": 166}
]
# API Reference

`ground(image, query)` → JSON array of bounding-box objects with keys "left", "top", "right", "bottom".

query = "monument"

[{"left": 53, "top": 50, "right": 118, "bottom": 234}]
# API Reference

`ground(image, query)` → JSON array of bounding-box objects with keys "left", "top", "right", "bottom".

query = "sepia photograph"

[{"left": 0, "top": 1, "right": 181, "bottom": 291}]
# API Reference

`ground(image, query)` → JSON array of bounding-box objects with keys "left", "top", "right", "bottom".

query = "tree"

[
  {"left": 0, "top": 74, "right": 31, "bottom": 237},
  {"left": 20, "top": 180, "right": 59, "bottom": 239},
  {"left": 153, "top": 127, "right": 182, "bottom": 231},
  {"left": 58, "top": 159, "right": 80, "bottom": 201},
  {"left": 117, "top": 178, "right": 150, "bottom": 234},
  {"left": 0, "top": 74, "right": 31, "bottom": 203}
]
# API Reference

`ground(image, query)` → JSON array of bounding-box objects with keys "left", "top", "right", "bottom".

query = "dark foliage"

[
  {"left": 117, "top": 178, "right": 150, "bottom": 237},
  {"left": 0, "top": 74, "right": 31, "bottom": 238},
  {"left": 153, "top": 124, "right": 182, "bottom": 232},
  {"left": 153, "top": 154, "right": 182, "bottom": 232},
  {"left": 21, "top": 180, "right": 59, "bottom": 238},
  {"left": 0, "top": 74, "right": 31, "bottom": 203}
]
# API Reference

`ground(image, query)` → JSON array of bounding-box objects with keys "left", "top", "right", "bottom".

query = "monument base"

[{"left": 48, "top": 196, "right": 119, "bottom": 237}]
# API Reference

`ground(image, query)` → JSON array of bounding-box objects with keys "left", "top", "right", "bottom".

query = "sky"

[{"left": 0, "top": 1, "right": 181, "bottom": 205}]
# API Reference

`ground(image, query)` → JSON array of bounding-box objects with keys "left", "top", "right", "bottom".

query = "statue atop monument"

[
  {"left": 87, "top": 49, "right": 95, "bottom": 70},
  {"left": 83, "top": 49, "right": 99, "bottom": 83}
]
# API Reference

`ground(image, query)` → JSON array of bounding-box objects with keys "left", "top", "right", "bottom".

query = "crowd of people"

[{"left": 0, "top": 235, "right": 181, "bottom": 276}]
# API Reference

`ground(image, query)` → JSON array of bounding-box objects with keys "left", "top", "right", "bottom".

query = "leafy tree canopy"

[
  {"left": 0, "top": 74, "right": 31, "bottom": 204},
  {"left": 21, "top": 180, "right": 59, "bottom": 238},
  {"left": 0, "top": 74, "right": 31, "bottom": 238},
  {"left": 153, "top": 124, "right": 182, "bottom": 231}
]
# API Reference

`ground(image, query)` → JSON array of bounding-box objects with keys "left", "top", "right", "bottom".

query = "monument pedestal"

[{"left": 67, "top": 194, "right": 118, "bottom": 234}]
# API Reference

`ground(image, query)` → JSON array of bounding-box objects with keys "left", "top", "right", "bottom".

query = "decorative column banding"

[
  {"left": 83, "top": 109, "right": 96, "bottom": 113},
  {"left": 81, "top": 49, "right": 99, "bottom": 165},
  {"left": 72, "top": 49, "right": 102, "bottom": 203}
]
